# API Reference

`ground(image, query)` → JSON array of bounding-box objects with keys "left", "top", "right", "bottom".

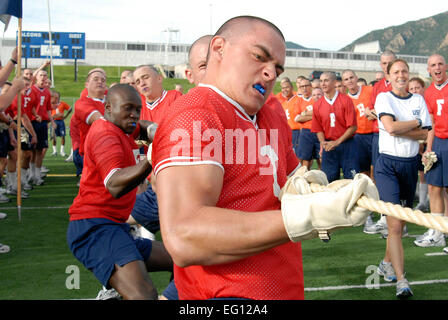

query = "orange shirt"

[
  {"left": 347, "top": 85, "right": 375, "bottom": 134},
  {"left": 296, "top": 95, "right": 315, "bottom": 130},
  {"left": 284, "top": 95, "right": 302, "bottom": 130},
  {"left": 275, "top": 92, "right": 295, "bottom": 106},
  {"left": 51, "top": 101, "right": 71, "bottom": 120}
]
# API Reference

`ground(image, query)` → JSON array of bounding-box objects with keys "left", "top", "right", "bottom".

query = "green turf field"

[{"left": 0, "top": 66, "right": 447, "bottom": 300}]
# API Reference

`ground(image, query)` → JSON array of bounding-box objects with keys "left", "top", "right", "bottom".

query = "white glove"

[
  {"left": 281, "top": 173, "right": 379, "bottom": 242},
  {"left": 279, "top": 167, "right": 328, "bottom": 200},
  {"left": 423, "top": 151, "right": 437, "bottom": 174}
]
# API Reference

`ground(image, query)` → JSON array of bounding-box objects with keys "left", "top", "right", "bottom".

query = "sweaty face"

[
  {"left": 107, "top": 89, "right": 142, "bottom": 134},
  {"left": 216, "top": 22, "right": 286, "bottom": 116}
]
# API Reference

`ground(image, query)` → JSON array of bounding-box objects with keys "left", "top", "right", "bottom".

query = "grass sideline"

[{"left": 1, "top": 66, "right": 447, "bottom": 299}]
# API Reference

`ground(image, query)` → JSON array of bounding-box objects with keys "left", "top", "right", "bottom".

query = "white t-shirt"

[{"left": 375, "top": 91, "right": 431, "bottom": 158}]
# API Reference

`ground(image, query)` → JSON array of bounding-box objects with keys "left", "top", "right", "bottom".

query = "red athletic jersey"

[
  {"left": 284, "top": 95, "right": 302, "bottom": 130},
  {"left": 52, "top": 101, "right": 71, "bottom": 120},
  {"left": 347, "top": 85, "right": 375, "bottom": 134},
  {"left": 312, "top": 92, "right": 357, "bottom": 140},
  {"left": 296, "top": 95, "right": 315, "bottom": 130},
  {"left": 370, "top": 79, "right": 392, "bottom": 133},
  {"left": 69, "top": 118, "right": 140, "bottom": 222},
  {"left": 31, "top": 85, "right": 52, "bottom": 121},
  {"left": 153, "top": 85, "right": 303, "bottom": 300},
  {"left": 140, "top": 90, "right": 182, "bottom": 124},
  {"left": 424, "top": 81, "right": 448, "bottom": 139},
  {"left": 7, "top": 88, "right": 37, "bottom": 120},
  {"left": 73, "top": 96, "right": 105, "bottom": 155}
]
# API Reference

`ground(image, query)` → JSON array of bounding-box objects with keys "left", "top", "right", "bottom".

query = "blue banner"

[{"left": 0, "top": 0, "right": 23, "bottom": 31}]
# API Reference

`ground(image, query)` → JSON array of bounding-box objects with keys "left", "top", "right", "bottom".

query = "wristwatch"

[{"left": 417, "top": 118, "right": 422, "bottom": 128}]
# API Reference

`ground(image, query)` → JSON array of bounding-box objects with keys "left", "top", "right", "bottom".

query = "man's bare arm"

[{"left": 156, "top": 164, "right": 289, "bottom": 267}]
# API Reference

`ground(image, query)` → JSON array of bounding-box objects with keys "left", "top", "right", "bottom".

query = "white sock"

[
  {"left": 28, "top": 163, "right": 35, "bottom": 182},
  {"left": 52, "top": 145, "right": 57, "bottom": 153},
  {"left": 35, "top": 167, "right": 41, "bottom": 179},
  {"left": 418, "top": 182, "right": 428, "bottom": 205},
  {"left": 60, "top": 145, "right": 65, "bottom": 153},
  {"left": 20, "top": 169, "right": 27, "bottom": 186}
]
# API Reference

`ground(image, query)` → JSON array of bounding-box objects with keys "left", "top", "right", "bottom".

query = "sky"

[{"left": 2, "top": 0, "right": 448, "bottom": 51}]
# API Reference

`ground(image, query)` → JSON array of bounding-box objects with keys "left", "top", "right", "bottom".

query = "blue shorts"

[
  {"left": 374, "top": 153, "right": 418, "bottom": 207},
  {"left": 32, "top": 121, "right": 48, "bottom": 150},
  {"left": 54, "top": 120, "right": 66, "bottom": 137},
  {"left": 321, "top": 138, "right": 359, "bottom": 183},
  {"left": 291, "top": 129, "right": 300, "bottom": 158},
  {"left": 298, "top": 129, "right": 320, "bottom": 161},
  {"left": 0, "top": 130, "right": 12, "bottom": 157},
  {"left": 73, "top": 148, "right": 83, "bottom": 177},
  {"left": 162, "top": 280, "right": 179, "bottom": 300},
  {"left": 131, "top": 184, "right": 160, "bottom": 234},
  {"left": 371, "top": 133, "right": 379, "bottom": 169},
  {"left": 425, "top": 137, "right": 448, "bottom": 187},
  {"left": 354, "top": 133, "right": 373, "bottom": 172},
  {"left": 67, "top": 218, "right": 153, "bottom": 288}
]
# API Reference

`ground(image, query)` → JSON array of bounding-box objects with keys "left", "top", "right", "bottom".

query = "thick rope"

[{"left": 309, "top": 183, "right": 448, "bottom": 234}]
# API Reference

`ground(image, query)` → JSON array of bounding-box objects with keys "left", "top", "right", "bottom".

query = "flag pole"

[
  {"left": 46, "top": 0, "right": 54, "bottom": 87},
  {"left": 16, "top": 17, "right": 23, "bottom": 222}
]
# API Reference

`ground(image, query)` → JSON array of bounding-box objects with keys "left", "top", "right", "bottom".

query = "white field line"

[{"left": 305, "top": 279, "right": 448, "bottom": 291}]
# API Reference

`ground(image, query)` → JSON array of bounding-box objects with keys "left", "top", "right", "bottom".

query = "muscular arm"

[
  {"left": 156, "top": 164, "right": 289, "bottom": 267},
  {"left": 106, "top": 160, "right": 152, "bottom": 199}
]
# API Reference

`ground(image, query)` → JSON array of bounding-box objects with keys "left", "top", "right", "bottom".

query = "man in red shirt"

[
  {"left": 414, "top": 54, "right": 448, "bottom": 250},
  {"left": 67, "top": 84, "right": 172, "bottom": 300},
  {"left": 133, "top": 65, "right": 182, "bottom": 124},
  {"left": 152, "top": 16, "right": 375, "bottom": 300},
  {"left": 312, "top": 71, "right": 359, "bottom": 183},
  {"left": 73, "top": 68, "right": 107, "bottom": 156},
  {"left": 29, "top": 70, "right": 56, "bottom": 186},
  {"left": 50, "top": 90, "right": 72, "bottom": 157}
]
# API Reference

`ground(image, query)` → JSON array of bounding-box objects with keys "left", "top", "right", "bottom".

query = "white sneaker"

[
  {"left": 0, "top": 212, "right": 7, "bottom": 219},
  {"left": 23, "top": 183, "right": 33, "bottom": 191},
  {"left": 95, "top": 287, "right": 121, "bottom": 300},
  {"left": 0, "top": 243, "right": 10, "bottom": 254},
  {"left": 396, "top": 278, "right": 413, "bottom": 299},
  {"left": 414, "top": 229, "right": 446, "bottom": 247},
  {"left": 443, "top": 247, "right": 448, "bottom": 254},
  {"left": 377, "top": 260, "right": 397, "bottom": 282},
  {"left": 65, "top": 155, "right": 73, "bottom": 162},
  {"left": 364, "top": 217, "right": 388, "bottom": 234},
  {"left": 60, "top": 152, "right": 67, "bottom": 157},
  {"left": 0, "top": 193, "right": 10, "bottom": 203},
  {"left": 51, "top": 152, "right": 57, "bottom": 156},
  {"left": 33, "top": 178, "right": 44, "bottom": 186},
  {"left": 415, "top": 229, "right": 432, "bottom": 241},
  {"left": 40, "top": 166, "right": 50, "bottom": 173}
]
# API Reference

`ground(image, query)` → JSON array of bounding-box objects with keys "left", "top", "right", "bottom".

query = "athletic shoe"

[
  {"left": 363, "top": 214, "right": 374, "bottom": 231},
  {"left": 377, "top": 260, "right": 397, "bottom": 282},
  {"left": 33, "top": 177, "right": 44, "bottom": 186},
  {"left": 0, "top": 193, "right": 10, "bottom": 203},
  {"left": 51, "top": 152, "right": 57, "bottom": 156},
  {"left": 364, "top": 218, "right": 388, "bottom": 234},
  {"left": 95, "top": 287, "right": 121, "bottom": 300},
  {"left": 40, "top": 166, "right": 50, "bottom": 173},
  {"left": 60, "top": 152, "right": 67, "bottom": 157},
  {"left": 23, "top": 183, "right": 33, "bottom": 191},
  {"left": 6, "top": 187, "right": 29, "bottom": 199},
  {"left": 414, "top": 202, "right": 429, "bottom": 212},
  {"left": 443, "top": 247, "right": 448, "bottom": 254},
  {"left": 0, "top": 243, "right": 10, "bottom": 254},
  {"left": 396, "top": 278, "right": 413, "bottom": 299},
  {"left": 0, "top": 213, "right": 7, "bottom": 219},
  {"left": 0, "top": 187, "right": 7, "bottom": 194},
  {"left": 415, "top": 229, "right": 432, "bottom": 241},
  {"left": 414, "top": 230, "right": 446, "bottom": 247},
  {"left": 65, "top": 155, "right": 73, "bottom": 162}
]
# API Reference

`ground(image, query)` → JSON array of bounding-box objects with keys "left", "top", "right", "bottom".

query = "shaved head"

[
  {"left": 188, "top": 35, "right": 213, "bottom": 66},
  {"left": 106, "top": 83, "right": 140, "bottom": 106},
  {"left": 215, "top": 15, "right": 284, "bottom": 41}
]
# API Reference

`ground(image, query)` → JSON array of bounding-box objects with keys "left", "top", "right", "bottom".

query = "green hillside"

[{"left": 340, "top": 11, "right": 448, "bottom": 57}]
